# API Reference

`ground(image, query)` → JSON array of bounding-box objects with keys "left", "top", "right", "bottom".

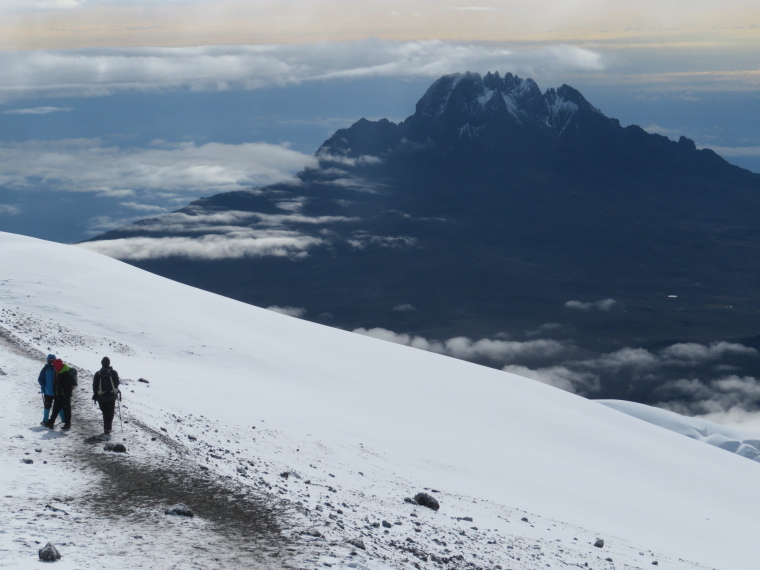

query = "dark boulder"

[
  {"left": 38, "top": 542, "right": 61, "bottom": 562},
  {"left": 414, "top": 492, "right": 440, "bottom": 511},
  {"left": 103, "top": 442, "right": 127, "bottom": 453}
]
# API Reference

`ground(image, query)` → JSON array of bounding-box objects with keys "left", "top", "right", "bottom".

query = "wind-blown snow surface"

[{"left": 1, "top": 231, "right": 759, "bottom": 569}]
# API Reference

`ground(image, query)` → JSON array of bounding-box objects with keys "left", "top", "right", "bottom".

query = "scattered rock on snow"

[
  {"left": 38, "top": 542, "right": 61, "bottom": 561},
  {"left": 414, "top": 492, "right": 440, "bottom": 511},
  {"left": 345, "top": 538, "right": 366, "bottom": 550},
  {"left": 103, "top": 442, "right": 127, "bottom": 453},
  {"left": 138, "top": 378, "right": 149, "bottom": 383},
  {"left": 165, "top": 503, "right": 195, "bottom": 517},
  {"left": 594, "top": 539, "right": 605, "bottom": 548},
  {"left": 21, "top": 458, "right": 33, "bottom": 464}
]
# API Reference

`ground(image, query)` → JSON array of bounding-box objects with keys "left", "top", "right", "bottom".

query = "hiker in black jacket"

[{"left": 93, "top": 357, "right": 120, "bottom": 435}]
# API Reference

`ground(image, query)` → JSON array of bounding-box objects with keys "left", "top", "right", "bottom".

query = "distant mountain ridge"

[{"left": 86, "top": 71, "right": 760, "bottom": 401}]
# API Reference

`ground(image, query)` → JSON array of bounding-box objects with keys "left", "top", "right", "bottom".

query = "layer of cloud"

[
  {"left": 655, "top": 374, "right": 760, "bottom": 421},
  {"left": 700, "top": 145, "right": 760, "bottom": 157},
  {"left": 353, "top": 327, "right": 566, "bottom": 364},
  {"left": 0, "top": 40, "right": 605, "bottom": 100},
  {"left": 79, "top": 233, "right": 322, "bottom": 261},
  {"left": 1, "top": 106, "right": 73, "bottom": 114},
  {"left": 355, "top": 324, "right": 759, "bottom": 404},
  {"left": 0, "top": 139, "right": 315, "bottom": 197}
]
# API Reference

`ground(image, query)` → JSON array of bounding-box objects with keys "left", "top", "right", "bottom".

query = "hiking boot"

[
  {"left": 61, "top": 423, "right": 71, "bottom": 430},
  {"left": 43, "top": 420, "right": 54, "bottom": 429},
  {"left": 104, "top": 429, "right": 111, "bottom": 434}
]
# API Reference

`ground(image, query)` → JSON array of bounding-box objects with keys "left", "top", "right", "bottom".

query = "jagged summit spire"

[{"left": 409, "top": 71, "right": 602, "bottom": 135}]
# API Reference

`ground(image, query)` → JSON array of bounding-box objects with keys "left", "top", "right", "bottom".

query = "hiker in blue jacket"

[{"left": 37, "top": 354, "right": 64, "bottom": 426}]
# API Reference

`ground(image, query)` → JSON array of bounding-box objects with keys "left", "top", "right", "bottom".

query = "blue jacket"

[{"left": 38, "top": 364, "right": 55, "bottom": 396}]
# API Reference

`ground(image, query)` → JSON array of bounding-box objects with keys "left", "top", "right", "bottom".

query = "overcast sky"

[{"left": 0, "top": 0, "right": 759, "bottom": 242}]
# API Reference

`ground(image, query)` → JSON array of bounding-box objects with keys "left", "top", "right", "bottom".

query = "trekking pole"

[{"left": 117, "top": 393, "right": 123, "bottom": 431}]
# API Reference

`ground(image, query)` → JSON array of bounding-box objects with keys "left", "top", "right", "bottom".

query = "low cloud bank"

[
  {"left": 0, "top": 40, "right": 604, "bottom": 99},
  {"left": 79, "top": 234, "right": 322, "bottom": 261},
  {"left": 353, "top": 326, "right": 760, "bottom": 431},
  {"left": 353, "top": 327, "right": 566, "bottom": 364},
  {"left": 0, "top": 139, "right": 315, "bottom": 198}
]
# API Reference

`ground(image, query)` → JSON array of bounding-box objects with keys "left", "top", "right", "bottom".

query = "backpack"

[
  {"left": 97, "top": 368, "right": 117, "bottom": 396},
  {"left": 69, "top": 367, "right": 78, "bottom": 387}
]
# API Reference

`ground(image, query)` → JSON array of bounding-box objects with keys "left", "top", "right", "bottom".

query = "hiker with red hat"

[{"left": 44, "top": 359, "right": 78, "bottom": 431}]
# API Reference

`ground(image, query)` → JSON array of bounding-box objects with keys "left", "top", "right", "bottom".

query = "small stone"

[
  {"left": 38, "top": 542, "right": 61, "bottom": 562},
  {"left": 21, "top": 458, "right": 33, "bottom": 464},
  {"left": 103, "top": 442, "right": 127, "bottom": 453},
  {"left": 165, "top": 503, "right": 194, "bottom": 517},
  {"left": 381, "top": 520, "right": 392, "bottom": 528},
  {"left": 594, "top": 539, "right": 605, "bottom": 548},
  {"left": 346, "top": 538, "right": 366, "bottom": 550}
]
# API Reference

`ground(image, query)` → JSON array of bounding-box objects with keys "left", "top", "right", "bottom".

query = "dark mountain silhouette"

[{"left": 89, "top": 71, "right": 760, "bottom": 396}]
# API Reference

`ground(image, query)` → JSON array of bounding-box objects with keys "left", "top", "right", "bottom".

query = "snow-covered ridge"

[
  {"left": 416, "top": 71, "right": 594, "bottom": 131},
  {"left": 598, "top": 400, "right": 760, "bottom": 462},
  {"left": 2, "top": 230, "right": 760, "bottom": 570}
]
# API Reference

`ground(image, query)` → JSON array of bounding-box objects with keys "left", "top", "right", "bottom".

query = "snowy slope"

[
  {"left": 1, "top": 230, "right": 759, "bottom": 569},
  {"left": 599, "top": 399, "right": 760, "bottom": 462}
]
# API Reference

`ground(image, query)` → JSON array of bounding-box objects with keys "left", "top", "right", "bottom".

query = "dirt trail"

[{"left": 2, "top": 324, "right": 312, "bottom": 569}]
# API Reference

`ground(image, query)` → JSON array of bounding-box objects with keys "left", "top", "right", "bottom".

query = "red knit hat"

[{"left": 53, "top": 359, "right": 64, "bottom": 372}]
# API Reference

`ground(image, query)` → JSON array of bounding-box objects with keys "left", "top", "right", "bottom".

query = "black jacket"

[
  {"left": 93, "top": 366, "right": 120, "bottom": 403},
  {"left": 53, "top": 369, "right": 76, "bottom": 398}
]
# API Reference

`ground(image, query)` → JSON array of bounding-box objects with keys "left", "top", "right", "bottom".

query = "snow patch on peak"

[
  {"left": 549, "top": 97, "right": 579, "bottom": 116},
  {"left": 477, "top": 88, "right": 495, "bottom": 107}
]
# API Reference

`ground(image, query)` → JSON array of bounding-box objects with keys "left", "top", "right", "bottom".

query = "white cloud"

[
  {"left": 266, "top": 306, "right": 307, "bottom": 318},
  {"left": 1, "top": 106, "right": 73, "bottom": 114},
  {"left": 700, "top": 145, "right": 760, "bottom": 157},
  {"left": 392, "top": 303, "right": 416, "bottom": 312},
  {"left": 0, "top": 40, "right": 605, "bottom": 100},
  {"left": 0, "top": 139, "right": 315, "bottom": 196},
  {"left": 78, "top": 233, "right": 323, "bottom": 260},
  {"left": 119, "top": 201, "right": 168, "bottom": 212},
  {"left": 655, "top": 375, "right": 760, "bottom": 419},
  {"left": 564, "top": 298, "right": 619, "bottom": 311},
  {"left": 353, "top": 327, "right": 566, "bottom": 364},
  {"left": 660, "top": 342, "right": 757, "bottom": 366},
  {"left": 0, "top": 204, "right": 21, "bottom": 215},
  {"left": 578, "top": 347, "right": 659, "bottom": 371}
]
